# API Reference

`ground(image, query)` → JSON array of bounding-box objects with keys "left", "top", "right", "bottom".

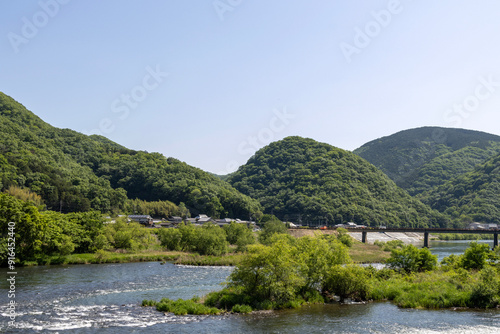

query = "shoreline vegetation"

[
  {"left": 143, "top": 240, "right": 500, "bottom": 315},
  {"left": 434, "top": 233, "right": 494, "bottom": 241},
  {"left": 15, "top": 238, "right": 390, "bottom": 267},
  {"left": 25, "top": 250, "right": 245, "bottom": 267}
]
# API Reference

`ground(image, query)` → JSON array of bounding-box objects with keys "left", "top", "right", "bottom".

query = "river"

[{"left": 1, "top": 241, "right": 499, "bottom": 333}]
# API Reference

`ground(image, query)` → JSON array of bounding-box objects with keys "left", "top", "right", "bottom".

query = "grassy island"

[{"left": 143, "top": 238, "right": 500, "bottom": 315}]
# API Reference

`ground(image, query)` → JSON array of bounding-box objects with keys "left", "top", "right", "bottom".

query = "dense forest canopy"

[
  {"left": 228, "top": 136, "right": 446, "bottom": 228},
  {"left": 0, "top": 92, "right": 261, "bottom": 218},
  {"left": 354, "top": 127, "right": 500, "bottom": 195},
  {"left": 418, "top": 153, "right": 500, "bottom": 224}
]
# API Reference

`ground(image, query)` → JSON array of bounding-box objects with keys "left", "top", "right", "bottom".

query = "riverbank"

[
  {"left": 17, "top": 242, "right": 389, "bottom": 267},
  {"left": 17, "top": 241, "right": 390, "bottom": 267},
  {"left": 19, "top": 250, "right": 243, "bottom": 267},
  {"left": 14, "top": 231, "right": 393, "bottom": 267}
]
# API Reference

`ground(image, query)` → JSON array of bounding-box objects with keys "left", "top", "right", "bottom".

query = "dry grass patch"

[{"left": 349, "top": 241, "right": 391, "bottom": 263}]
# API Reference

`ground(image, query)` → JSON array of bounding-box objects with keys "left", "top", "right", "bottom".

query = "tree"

[
  {"left": 229, "top": 234, "right": 305, "bottom": 306},
  {"left": 323, "top": 265, "right": 371, "bottom": 302},
  {"left": 296, "top": 234, "right": 351, "bottom": 292},
  {"left": 259, "top": 218, "right": 287, "bottom": 245},
  {"left": 469, "top": 266, "right": 500, "bottom": 308},
  {"left": 157, "top": 227, "right": 182, "bottom": 251},
  {"left": 101, "top": 219, "right": 158, "bottom": 251},
  {"left": 224, "top": 222, "right": 255, "bottom": 252},
  {"left": 460, "top": 242, "right": 493, "bottom": 270},
  {"left": 386, "top": 244, "right": 437, "bottom": 273},
  {"left": 194, "top": 223, "right": 228, "bottom": 256}
]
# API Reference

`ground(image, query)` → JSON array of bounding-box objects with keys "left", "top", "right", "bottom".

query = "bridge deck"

[
  {"left": 340, "top": 228, "right": 499, "bottom": 249},
  {"left": 343, "top": 228, "right": 498, "bottom": 234}
]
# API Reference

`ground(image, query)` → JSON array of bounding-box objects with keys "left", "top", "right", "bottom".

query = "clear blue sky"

[{"left": 2, "top": 0, "right": 500, "bottom": 174}]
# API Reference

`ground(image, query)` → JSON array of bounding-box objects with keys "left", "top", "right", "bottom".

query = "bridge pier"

[
  {"left": 423, "top": 231, "right": 429, "bottom": 248},
  {"left": 361, "top": 231, "right": 367, "bottom": 243},
  {"left": 494, "top": 232, "right": 498, "bottom": 250}
]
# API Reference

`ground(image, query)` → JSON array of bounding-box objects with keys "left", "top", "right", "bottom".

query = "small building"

[
  {"left": 215, "top": 218, "right": 234, "bottom": 228},
  {"left": 468, "top": 222, "right": 483, "bottom": 230},
  {"left": 195, "top": 214, "right": 214, "bottom": 224},
  {"left": 128, "top": 215, "right": 153, "bottom": 227},
  {"left": 468, "top": 222, "right": 496, "bottom": 230}
]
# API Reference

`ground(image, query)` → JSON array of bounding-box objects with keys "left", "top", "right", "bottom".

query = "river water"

[{"left": 1, "top": 241, "right": 499, "bottom": 333}]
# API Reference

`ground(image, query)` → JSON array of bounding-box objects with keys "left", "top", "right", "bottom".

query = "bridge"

[{"left": 343, "top": 227, "right": 499, "bottom": 249}]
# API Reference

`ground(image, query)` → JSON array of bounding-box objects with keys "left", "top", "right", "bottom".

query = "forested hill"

[
  {"left": 419, "top": 153, "right": 500, "bottom": 224},
  {"left": 0, "top": 92, "right": 261, "bottom": 218},
  {"left": 354, "top": 127, "right": 500, "bottom": 195},
  {"left": 227, "top": 136, "right": 446, "bottom": 228}
]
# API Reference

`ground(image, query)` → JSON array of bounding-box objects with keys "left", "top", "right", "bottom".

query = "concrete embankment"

[
  {"left": 288, "top": 229, "right": 424, "bottom": 245},
  {"left": 349, "top": 231, "right": 424, "bottom": 244}
]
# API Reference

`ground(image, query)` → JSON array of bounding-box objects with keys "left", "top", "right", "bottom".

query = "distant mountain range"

[{"left": 2, "top": 92, "right": 499, "bottom": 225}]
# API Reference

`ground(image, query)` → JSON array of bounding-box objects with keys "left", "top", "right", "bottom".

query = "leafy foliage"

[
  {"left": 419, "top": 153, "right": 500, "bottom": 224},
  {"left": 220, "top": 233, "right": 351, "bottom": 309},
  {"left": 228, "top": 136, "right": 445, "bottom": 227},
  {"left": 147, "top": 297, "right": 221, "bottom": 315},
  {"left": 223, "top": 222, "right": 256, "bottom": 252},
  {"left": 323, "top": 265, "right": 371, "bottom": 302},
  {"left": 354, "top": 126, "right": 500, "bottom": 195},
  {"left": 258, "top": 218, "right": 288, "bottom": 245},
  {"left": 386, "top": 244, "right": 437, "bottom": 273},
  {"left": 101, "top": 219, "right": 159, "bottom": 251},
  {"left": 157, "top": 222, "right": 228, "bottom": 256},
  {"left": 0, "top": 193, "right": 105, "bottom": 264},
  {"left": 0, "top": 92, "right": 261, "bottom": 218}
]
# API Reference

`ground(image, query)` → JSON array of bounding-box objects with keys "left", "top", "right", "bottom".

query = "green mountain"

[
  {"left": 419, "top": 153, "right": 500, "bottom": 224},
  {"left": 0, "top": 92, "right": 261, "bottom": 218},
  {"left": 354, "top": 127, "right": 500, "bottom": 195},
  {"left": 227, "top": 136, "right": 446, "bottom": 227}
]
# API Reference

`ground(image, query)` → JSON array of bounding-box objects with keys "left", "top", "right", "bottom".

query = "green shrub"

[
  {"left": 258, "top": 218, "right": 287, "bottom": 245},
  {"left": 374, "top": 240, "right": 404, "bottom": 251},
  {"left": 204, "top": 287, "right": 251, "bottom": 310},
  {"left": 323, "top": 265, "right": 371, "bottom": 302},
  {"left": 224, "top": 222, "right": 256, "bottom": 251},
  {"left": 460, "top": 242, "right": 493, "bottom": 270},
  {"left": 195, "top": 223, "right": 228, "bottom": 256},
  {"left": 256, "top": 300, "right": 276, "bottom": 310},
  {"left": 338, "top": 234, "right": 353, "bottom": 247},
  {"left": 386, "top": 244, "right": 437, "bottom": 273},
  {"left": 469, "top": 266, "right": 500, "bottom": 308},
  {"left": 302, "top": 289, "right": 325, "bottom": 304},
  {"left": 231, "top": 304, "right": 252, "bottom": 313},
  {"left": 157, "top": 228, "right": 182, "bottom": 251},
  {"left": 441, "top": 254, "right": 461, "bottom": 270},
  {"left": 155, "top": 298, "right": 221, "bottom": 315},
  {"left": 141, "top": 299, "right": 157, "bottom": 307}
]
